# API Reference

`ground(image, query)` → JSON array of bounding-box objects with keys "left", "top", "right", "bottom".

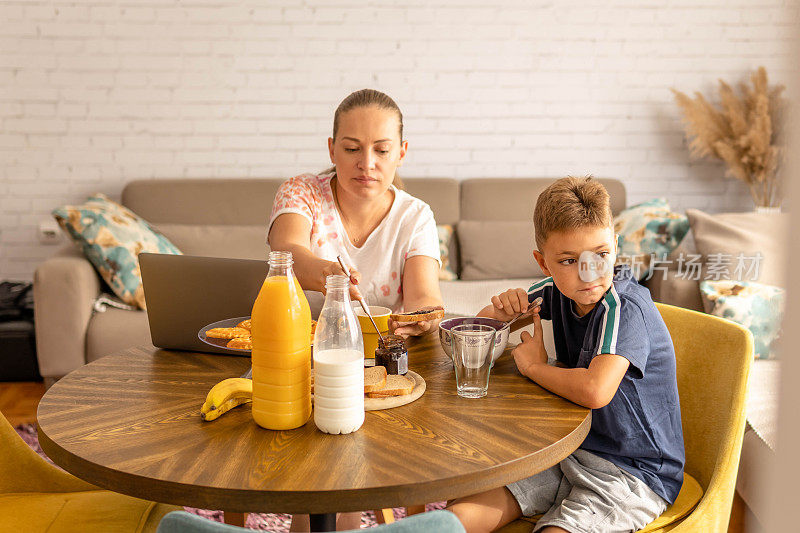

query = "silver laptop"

[{"left": 139, "top": 253, "right": 268, "bottom": 355}]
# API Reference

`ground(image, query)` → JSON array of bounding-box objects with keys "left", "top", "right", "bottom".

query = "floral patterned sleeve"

[{"left": 268, "top": 175, "right": 320, "bottom": 231}]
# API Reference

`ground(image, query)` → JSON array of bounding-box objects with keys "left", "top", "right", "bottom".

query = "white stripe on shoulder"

[
  {"left": 608, "top": 285, "right": 621, "bottom": 354},
  {"left": 527, "top": 277, "right": 553, "bottom": 295},
  {"left": 598, "top": 285, "right": 622, "bottom": 355}
]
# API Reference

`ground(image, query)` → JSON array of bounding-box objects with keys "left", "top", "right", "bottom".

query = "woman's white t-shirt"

[{"left": 269, "top": 171, "right": 440, "bottom": 312}]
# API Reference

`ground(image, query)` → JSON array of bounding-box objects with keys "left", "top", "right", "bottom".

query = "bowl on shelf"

[{"left": 438, "top": 317, "right": 510, "bottom": 363}]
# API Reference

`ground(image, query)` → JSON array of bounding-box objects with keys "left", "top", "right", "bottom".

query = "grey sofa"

[{"left": 33, "top": 177, "right": 626, "bottom": 381}]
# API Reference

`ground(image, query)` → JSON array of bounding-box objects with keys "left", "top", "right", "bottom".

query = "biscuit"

[
  {"left": 227, "top": 337, "right": 252, "bottom": 349},
  {"left": 206, "top": 327, "right": 251, "bottom": 339}
]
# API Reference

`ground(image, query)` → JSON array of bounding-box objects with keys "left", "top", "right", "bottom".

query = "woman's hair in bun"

[{"left": 333, "top": 88, "right": 403, "bottom": 142}]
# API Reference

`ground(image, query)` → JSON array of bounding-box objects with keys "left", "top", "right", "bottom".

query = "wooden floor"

[
  {"left": 0, "top": 381, "right": 46, "bottom": 426},
  {"left": 1, "top": 380, "right": 753, "bottom": 532}
]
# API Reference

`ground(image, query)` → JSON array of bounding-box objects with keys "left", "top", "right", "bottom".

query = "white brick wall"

[{"left": 2, "top": 0, "right": 798, "bottom": 280}]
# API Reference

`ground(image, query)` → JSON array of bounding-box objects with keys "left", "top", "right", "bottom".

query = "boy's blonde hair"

[{"left": 534, "top": 176, "right": 613, "bottom": 250}]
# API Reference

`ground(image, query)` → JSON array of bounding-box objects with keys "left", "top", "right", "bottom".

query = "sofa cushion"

[
  {"left": 154, "top": 224, "right": 268, "bottom": 260},
  {"left": 666, "top": 228, "right": 697, "bottom": 260},
  {"left": 745, "top": 359, "right": 780, "bottom": 450},
  {"left": 86, "top": 307, "right": 151, "bottom": 362},
  {"left": 737, "top": 428, "right": 774, "bottom": 525},
  {"left": 614, "top": 198, "right": 690, "bottom": 280},
  {"left": 736, "top": 359, "right": 780, "bottom": 523},
  {"left": 641, "top": 270, "right": 705, "bottom": 312},
  {"left": 441, "top": 277, "right": 539, "bottom": 316},
  {"left": 121, "top": 179, "right": 281, "bottom": 226},
  {"left": 700, "top": 280, "right": 784, "bottom": 359},
  {"left": 403, "top": 178, "right": 460, "bottom": 225},
  {"left": 440, "top": 277, "right": 557, "bottom": 358},
  {"left": 437, "top": 224, "right": 458, "bottom": 280},
  {"left": 460, "top": 178, "right": 626, "bottom": 222},
  {"left": 52, "top": 194, "right": 181, "bottom": 309},
  {"left": 686, "top": 209, "right": 788, "bottom": 287},
  {"left": 457, "top": 221, "right": 544, "bottom": 281}
]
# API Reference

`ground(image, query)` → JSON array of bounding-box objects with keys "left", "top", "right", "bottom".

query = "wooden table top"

[{"left": 37, "top": 334, "right": 591, "bottom": 514}]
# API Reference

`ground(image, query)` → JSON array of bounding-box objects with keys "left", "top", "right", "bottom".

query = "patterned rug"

[{"left": 14, "top": 424, "right": 445, "bottom": 531}]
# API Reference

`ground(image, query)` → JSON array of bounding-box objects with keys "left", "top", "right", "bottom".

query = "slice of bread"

[
  {"left": 366, "top": 374, "right": 415, "bottom": 398},
  {"left": 364, "top": 366, "right": 388, "bottom": 393},
  {"left": 389, "top": 308, "right": 445, "bottom": 323}
]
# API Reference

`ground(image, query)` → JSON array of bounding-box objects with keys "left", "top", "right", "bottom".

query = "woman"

[
  {"left": 268, "top": 89, "right": 444, "bottom": 338},
  {"left": 271, "top": 89, "right": 444, "bottom": 532}
]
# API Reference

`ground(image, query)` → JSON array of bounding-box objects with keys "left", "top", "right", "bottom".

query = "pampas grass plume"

[{"left": 672, "top": 66, "right": 786, "bottom": 207}]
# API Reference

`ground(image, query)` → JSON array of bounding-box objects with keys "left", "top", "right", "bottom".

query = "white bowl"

[{"left": 438, "top": 317, "right": 510, "bottom": 363}]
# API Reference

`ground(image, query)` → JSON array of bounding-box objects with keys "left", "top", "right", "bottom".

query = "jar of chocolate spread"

[{"left": 374, "top": 335, "right": 408, "bottom": 375}]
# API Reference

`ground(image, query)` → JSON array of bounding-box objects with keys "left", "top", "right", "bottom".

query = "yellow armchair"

[
  {"left": 651, "top": 303, "right": 752, "bottom": 532},
  {"left": 499, "top": 303, "right": 753, "bottom": 533},
  {"left": 0, "top": 412, "right": 180, "bottom": 532}
]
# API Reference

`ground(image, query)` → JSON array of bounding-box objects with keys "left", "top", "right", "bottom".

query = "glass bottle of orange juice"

[{"left": 250, "top": 251, "right": 312, "bottom": 430}]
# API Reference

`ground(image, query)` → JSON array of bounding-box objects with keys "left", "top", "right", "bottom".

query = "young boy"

[{"left": 448, "top": 177, "right": 684, "bottom": 533}]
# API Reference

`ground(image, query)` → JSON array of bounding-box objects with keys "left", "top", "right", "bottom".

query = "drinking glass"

[{"left": 450, "top": 324, "right": 496, "bottom": 398}]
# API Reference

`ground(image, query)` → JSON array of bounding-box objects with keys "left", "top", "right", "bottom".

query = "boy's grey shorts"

[{"left": 506, "top": 449, "right": 668, "bottom": 533}]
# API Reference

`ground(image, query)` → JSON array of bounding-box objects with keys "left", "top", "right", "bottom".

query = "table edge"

[{"left": 37, "top": 408, "right": 591, "bottom": 514}]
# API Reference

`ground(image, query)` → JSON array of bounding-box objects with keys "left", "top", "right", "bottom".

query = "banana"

[
  {"left": 200, "top": 377, "right": 253, "bottom": 417},
  {"left": 201, "top": 396, "right": 252, "bottom": 422}
]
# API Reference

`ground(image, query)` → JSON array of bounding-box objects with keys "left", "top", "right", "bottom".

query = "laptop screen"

[{"left": 139, "top": 253, "right": 267, "bottom": 355}]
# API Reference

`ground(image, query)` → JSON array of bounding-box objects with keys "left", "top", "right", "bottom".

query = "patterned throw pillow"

[
  {"left": 52, "top": 193, "right": 181, "bottom": 309},
  {"left": 437, "top": 224, "right": 457, "bottom": 281},
  {"left": 700, "top": 280, "right": 784, "bottom": 360},
  {"left": 614, "top": 198, "right": 690, "bottom": 280}
]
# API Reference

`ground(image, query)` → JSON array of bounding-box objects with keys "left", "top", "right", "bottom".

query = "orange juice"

[{"left": 250, "top": 252, "right": 312, "bottom": 430}]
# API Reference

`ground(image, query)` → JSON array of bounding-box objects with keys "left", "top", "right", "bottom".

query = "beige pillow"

[
  {"left": 686, "top": 209, "right": 788, "bottom": 288},
  {"left": 437, "top": 224, "right": 458, "bottom": 280},
  {"left": 457, "top": 220, "right": 544, "bottom": 280},
  {"left": 154, "top": 224, "right": 268, "bottom": 261}
]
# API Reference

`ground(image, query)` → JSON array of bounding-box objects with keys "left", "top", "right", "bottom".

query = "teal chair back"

[{"left": 157, "top": 510, "right": 466, "bottom": 533}]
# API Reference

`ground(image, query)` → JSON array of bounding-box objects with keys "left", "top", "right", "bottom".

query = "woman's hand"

[
  {"left": 390, "top": 305, "right": 444, "bottom": 338},
  {"left": 395, "top": 256, "right": 444, "bottom": 338},
  {"left": 269, "top": 213, "right": 348, "bottom": 296},
  {"left": 321, "top": 261, "right": 362, "bottom": 301}
]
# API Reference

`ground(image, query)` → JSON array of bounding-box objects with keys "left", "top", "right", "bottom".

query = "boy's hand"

[
  {"left": 511, "top": 311, "right": 548, "bottom": 377},
  {"left": 490, "top": 288, "right": 529, "bottom": 322}
]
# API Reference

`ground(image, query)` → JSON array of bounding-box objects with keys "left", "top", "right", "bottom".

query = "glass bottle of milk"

[{"left": 312, "top": 274, "right": 365, "bottom": 434}]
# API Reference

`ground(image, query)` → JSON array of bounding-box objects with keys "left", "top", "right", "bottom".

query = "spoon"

[
  {"left": 336, "top": 255, "right": 386, "bottom": 348},
  {"left": 505, "top": 296, "right": 544, "bottom": 330}
]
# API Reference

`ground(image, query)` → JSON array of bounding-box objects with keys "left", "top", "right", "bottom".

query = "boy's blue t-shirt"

[{"left": 526, "top": 266, "right": 685, "bottom": 504}]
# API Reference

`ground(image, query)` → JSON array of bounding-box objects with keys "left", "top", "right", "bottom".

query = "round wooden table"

[{"left": 37, "top": 333, "right": 590, "bottom": 530}]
